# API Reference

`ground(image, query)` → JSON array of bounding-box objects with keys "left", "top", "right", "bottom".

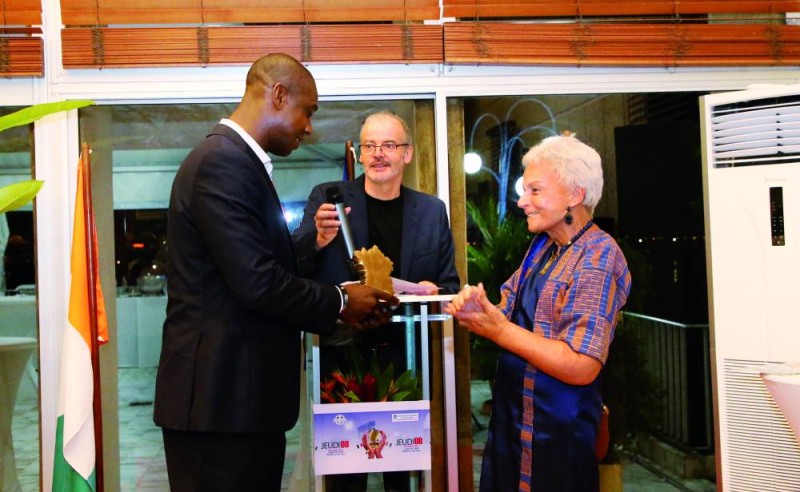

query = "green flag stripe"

[{"left": 52, "top": 415, "right": 96, "bottom": 492}]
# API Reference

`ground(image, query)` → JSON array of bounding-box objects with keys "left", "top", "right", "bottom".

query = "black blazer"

[
  {"left": 292, "top": 174, "right": 460, "bottom": 294},
  {"left": 154, "top": 124, "right": 341, "bottom": 434}
]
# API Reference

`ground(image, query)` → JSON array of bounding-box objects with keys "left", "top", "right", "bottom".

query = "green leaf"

[
  {"left": 0, "top": 100, "right": 94, "bottom": 133},
  {"left": 344, "top": 344, "right": 367, "bottom": 382},
  {"left": 377, "top": 363, "right": 394, "bottom": 400},
  {"left": 343, "top": 391, "right": 361, "bottom": 403},
  {"left": 390, "top": 391, "right": 413, "bottom": 402},
  {"left": 394, "top": 370, "right": 417, "bottom": 392},
  {"left": 0, "top": 180, "right": 43, "bottom": 214},
  {"left": 369, "top": 352, "right": 380, "bottom": 381}
]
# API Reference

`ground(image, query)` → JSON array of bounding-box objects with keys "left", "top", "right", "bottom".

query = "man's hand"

[
  {"left": 340, "top": 283, "right": 399, "bottom": 329},
  {"left": 314, "top": 203, "right": 349, "bottom": 250},
  {"left": 417, "top": 280, "right": 440, "bottom": 296}
]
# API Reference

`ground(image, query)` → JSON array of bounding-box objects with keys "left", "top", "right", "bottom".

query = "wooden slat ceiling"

[
  {"left": 442, "top": 0, "right": 800, "bottom": 18},
  {"left": 62, "top": 24, "right": 444, "bottom": 68},
  {"left": 0, "top": 37, "right": 43, "bottom": 76},
  {"left": 60, "top": 0, "right": 440, "bottom": 25},
  {"left": 0, "top": 0, "right": 41, "bottom": 26},
  {"left": 1, "top": 0, "right": 43, "bottom": 77},
  {"left": 56, "top": 0, "right": 800, "bottom": 69},
  {"left": 444, "top": 22, "right": 800, "bottom": 66}
]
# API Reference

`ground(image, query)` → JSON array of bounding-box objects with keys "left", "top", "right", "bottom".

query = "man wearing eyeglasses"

[
  {"left": 292, "top": 110, "right": 460, "bottom": 491},
  {"left": 293, "top": 110, "right": 459, "bottom": 298}
]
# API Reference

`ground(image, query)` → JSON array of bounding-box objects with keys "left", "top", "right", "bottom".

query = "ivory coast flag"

[{"left": 53, "top": 152, "right": 109, "bottom": 492}]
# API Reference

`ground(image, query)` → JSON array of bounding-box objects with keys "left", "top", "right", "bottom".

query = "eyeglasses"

[{"left": 359, "top": 142, "right": 409, "bottom": 155}]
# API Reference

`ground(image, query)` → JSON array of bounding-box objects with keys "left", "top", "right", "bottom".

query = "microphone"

[{"left": 325, "top": 186, "right": 356, "bottom": 261}]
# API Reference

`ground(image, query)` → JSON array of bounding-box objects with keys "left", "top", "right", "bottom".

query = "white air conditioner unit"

[{"left": 701, "top": 85, "right": 800, "bottom": 491}]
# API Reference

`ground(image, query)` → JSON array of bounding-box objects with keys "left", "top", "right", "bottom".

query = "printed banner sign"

[{"left": 313, "top": 400, "right": 431, "bottom": 475}]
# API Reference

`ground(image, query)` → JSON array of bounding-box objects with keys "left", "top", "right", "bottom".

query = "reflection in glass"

[
  {"left": 0, "top": 106, "right": 39, "bottom": 491},
  {"left": 465, "top": 98, "right": 557, "bottom": 221}
]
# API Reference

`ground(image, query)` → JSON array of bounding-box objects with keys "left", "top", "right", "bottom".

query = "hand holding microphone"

[{"left": 313, "top": 187, "right": 352, "bottom": 251}]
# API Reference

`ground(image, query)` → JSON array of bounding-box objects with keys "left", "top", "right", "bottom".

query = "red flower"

[
  {"left": 331, "top": 369, "right": 348, "bottom": 386},
  {"left": 361, "top": 372, "right": 378, "bottom": 402},
  {"left": 321, "top": 348, "right": 420, "bottom": 404}
]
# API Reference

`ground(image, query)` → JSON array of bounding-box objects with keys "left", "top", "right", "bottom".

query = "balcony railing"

[{"left": 623, "top": 311, "right": 714, "bottom": 452}]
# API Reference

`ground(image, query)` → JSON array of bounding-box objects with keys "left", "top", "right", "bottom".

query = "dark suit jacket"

[
  {"left": 154, "top": 124, "right": 341, "bottom": 434},
  {"left": 292, "top": 174, "right": 460, "bottom": 294}
]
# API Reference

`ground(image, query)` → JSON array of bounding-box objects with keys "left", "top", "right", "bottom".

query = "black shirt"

[{"left": 366, "top": 190, "right": 404, "bottom": 276}]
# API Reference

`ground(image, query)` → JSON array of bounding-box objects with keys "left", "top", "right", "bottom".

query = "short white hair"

[
  {"left": 521, "top": 133, "right": 604, "bottom": 214},
  {"left": 360, "top": 110, "right": 412, "bottom": 145}
]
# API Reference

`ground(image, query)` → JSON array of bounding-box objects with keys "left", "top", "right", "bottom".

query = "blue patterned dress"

[{"left": 479, "top": 223, "right": 631, "bottom": 492}]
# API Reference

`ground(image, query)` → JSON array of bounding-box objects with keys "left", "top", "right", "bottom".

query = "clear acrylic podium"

[{"left": 310, "top": 294, "right": 459, "bottom": 492}]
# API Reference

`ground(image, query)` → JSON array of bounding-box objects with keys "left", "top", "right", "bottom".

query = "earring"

[{"left": 564, "top": 207, "right": 574, "bottom": 225}]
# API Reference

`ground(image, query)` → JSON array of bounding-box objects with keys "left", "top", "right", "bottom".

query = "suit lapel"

[
  {"left": 400, "top": 189, "right": 421, "bottom": 280},
  {"left": 210, "top": 124, "right": 290, "bottom": 240}
]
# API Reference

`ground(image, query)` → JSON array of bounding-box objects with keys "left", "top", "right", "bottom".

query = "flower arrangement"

[{"left": 320, "top": 344, "right": 422, "bottom": 404}]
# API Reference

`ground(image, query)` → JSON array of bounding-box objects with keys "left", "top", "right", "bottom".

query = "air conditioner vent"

[
  {"left": 723, "top": 359, "right": 800, "bottom": 491},
  {"left": 710, "top": 96, "right": 800, "bottom": 168}
]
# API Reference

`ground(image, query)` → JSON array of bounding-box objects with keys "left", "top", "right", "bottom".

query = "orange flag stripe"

[{"left": 68, "top": 151, "right": 109, "bottom": 348}]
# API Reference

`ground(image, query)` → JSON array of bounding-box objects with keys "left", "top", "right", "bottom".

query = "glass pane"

[
  {"left": 0, "top": 106, "right": 39, "bottom": 492},
  {"left": 77, "top": 98, "right": 437, "bottom": 489}
]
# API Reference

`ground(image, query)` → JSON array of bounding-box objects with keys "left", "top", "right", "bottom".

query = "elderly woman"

[{"left": 446, "top": 134, "right": 631, "bottom": 491}]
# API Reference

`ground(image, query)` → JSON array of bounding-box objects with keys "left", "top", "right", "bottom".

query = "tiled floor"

[
  {"left": 9, "top": 397, "right": 39, "bottom": 491},
  {"left": 10, "top": 368, "right": 707, "bottom": 491}
]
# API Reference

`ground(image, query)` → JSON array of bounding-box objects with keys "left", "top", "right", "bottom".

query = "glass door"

[{"left": 1, "top": 106, "right": 40, "bottom": 492}]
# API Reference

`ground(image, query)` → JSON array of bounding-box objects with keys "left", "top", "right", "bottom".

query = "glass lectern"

[{"left": 310, "top": 295, "right": 459, "bottom": 492}]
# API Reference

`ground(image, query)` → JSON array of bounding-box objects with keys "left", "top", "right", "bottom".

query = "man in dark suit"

[
  {"left": 293, "top": 110, "right": 459, "bottom": 295},
  {"left": 292, "top": 110, "right": 460, "bottom": 491},
  {"left": 153, "top": 53, "right": 397, "bottom": 492}
]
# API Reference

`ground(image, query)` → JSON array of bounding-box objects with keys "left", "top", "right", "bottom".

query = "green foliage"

[
  {"left": 466, "top": 197, "right": 531, "bottom": 305},
  {"left": 0, "top": 100, "right": 94, "bottom": 133},
  {"left": 465, "top": 195, "right": 531, "bottom": 381},
  {"left": 0, "top": 180, "right": 43, "bottom": 214},
  {"left": 0, "top": 100, "right": 95, "bottom": 212}
]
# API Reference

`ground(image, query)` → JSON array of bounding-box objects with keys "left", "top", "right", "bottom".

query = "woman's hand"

[
  {"left": 447, "top": 284, "right": 603, "bottom": 386},
  {"left": 445, "top": 283, "right": 507, "bottom": 341}
]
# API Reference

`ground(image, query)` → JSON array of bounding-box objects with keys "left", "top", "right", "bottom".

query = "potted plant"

[{"left": 319, "top": 344, "right": 422, "bottom": 404}]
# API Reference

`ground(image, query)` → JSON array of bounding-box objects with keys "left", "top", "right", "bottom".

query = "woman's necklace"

[{"left": 538, "top": 220, "right": 594, "bottom": 275}]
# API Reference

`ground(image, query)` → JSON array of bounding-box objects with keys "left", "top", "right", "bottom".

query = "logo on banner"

[
  {"left": 360, "top": 427, "right": 388, "bottom": 459},
  {"left": 321, "top": 440, "right": 350, "bottom": 450},
  {"left": 396, "top": 436, "right": 425, "bottom": 446}
]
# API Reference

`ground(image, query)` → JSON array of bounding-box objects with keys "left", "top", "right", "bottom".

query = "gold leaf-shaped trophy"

[{"left": 353, "top": 245, "right": 394, "bottom": 295}]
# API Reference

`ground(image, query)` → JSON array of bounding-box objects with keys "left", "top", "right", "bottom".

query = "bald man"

[{"left": 153, "top": 53, "right": 397, "bottom": 491}]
